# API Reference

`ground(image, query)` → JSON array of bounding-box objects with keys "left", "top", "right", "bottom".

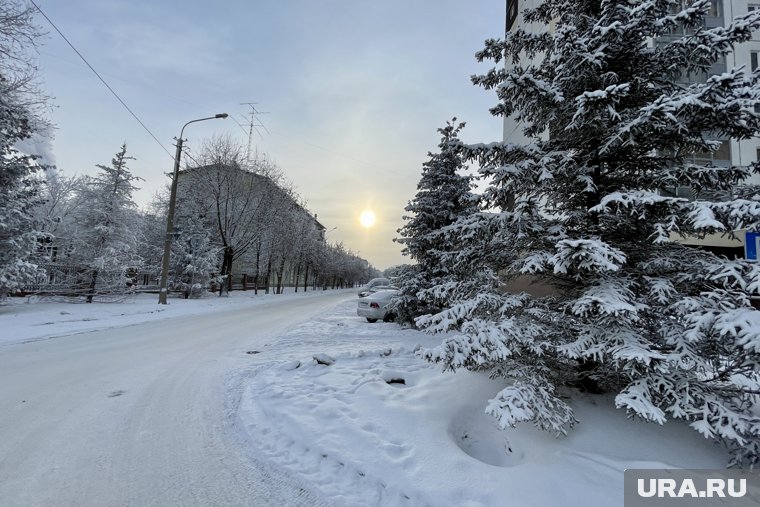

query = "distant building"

[{"left": 176, "top": 163, "right": 326, "bottom": 291}]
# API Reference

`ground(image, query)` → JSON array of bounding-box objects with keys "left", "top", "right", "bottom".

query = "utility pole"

[
  {"left": 158, "top": 114, "right": 228, "bottom": 304},
  {"left": 240, "top": 102, "right": 269, "bottom": 164}
]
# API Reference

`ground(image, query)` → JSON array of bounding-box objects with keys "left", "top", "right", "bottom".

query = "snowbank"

[{"left": 238, "top": 299, "right": 730, "bottom": 507}]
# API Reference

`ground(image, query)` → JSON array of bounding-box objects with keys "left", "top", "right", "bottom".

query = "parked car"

[
  {"left": 357, "top": 289, "right": 399, "bottom": 323},
  {"left": 358, "top": 277, "right": 391, "bottom": 297},
  {"left": 359, "top": 284, "right": 397, "bottom": 298}
]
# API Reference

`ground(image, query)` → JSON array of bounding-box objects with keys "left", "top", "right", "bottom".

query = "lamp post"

[{"left": 158, "top": 113, "right": 228, "bottom": 304}]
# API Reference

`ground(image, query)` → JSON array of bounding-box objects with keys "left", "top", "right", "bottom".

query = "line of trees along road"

[
  {"left": 0, "top": 3, "right": 377, "bottom": 301},
  {"left": 23, "top": 136, "right": 378, "bottom": 300}
]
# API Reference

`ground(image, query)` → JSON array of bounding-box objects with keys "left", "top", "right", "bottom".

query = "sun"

[{"left": 359, "top": 209, "right": 376, "bottom": 228}]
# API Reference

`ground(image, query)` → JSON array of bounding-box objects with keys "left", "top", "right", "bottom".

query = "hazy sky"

[{"left": 33, "top": 0, "right": 505, "bottom": 269}]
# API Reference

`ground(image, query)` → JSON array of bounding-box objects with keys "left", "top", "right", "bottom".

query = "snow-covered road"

[{"left": 0, "top": 291, "right": 351, "bottom": 507}]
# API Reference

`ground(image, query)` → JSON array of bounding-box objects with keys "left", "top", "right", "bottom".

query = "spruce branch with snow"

[{"left": 419, "top": 0, "right": 760, "bottom": 466}]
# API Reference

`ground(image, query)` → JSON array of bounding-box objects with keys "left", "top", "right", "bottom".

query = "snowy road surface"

[{"left": 0, "top": 291, "right": 350, "bottom": 507}]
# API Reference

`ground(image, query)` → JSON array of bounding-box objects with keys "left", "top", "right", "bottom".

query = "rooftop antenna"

[{"left": 240, "top": 102, "right": 270, "bottom": 164}]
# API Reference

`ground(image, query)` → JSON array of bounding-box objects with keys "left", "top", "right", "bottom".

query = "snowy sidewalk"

[
  {"left": 0, "top": 288, "right": 351, "bottom": 347},
  {"left": 237, "top": 299, "right": 731, "bottom": 507}
]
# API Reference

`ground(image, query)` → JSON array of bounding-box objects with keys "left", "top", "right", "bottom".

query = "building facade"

[
  {"left": 176, "top": 164, "right": 326, "bottom": 291},
  {"left": 502, "top": 0, "right": 757, "bottom": 257}
]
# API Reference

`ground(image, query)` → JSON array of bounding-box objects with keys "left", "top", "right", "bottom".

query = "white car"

[
  {"left": 357, "top": 289, "right": 399, "bottom": 323},
  {"left": 359, "top": 284, "right": 397, "bottom": 299},
  {"left": 358, "top": 277, "right": 391, "bottom": 297}
]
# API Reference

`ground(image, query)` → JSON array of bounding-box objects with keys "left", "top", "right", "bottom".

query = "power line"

[
  {"left": 33, "top": 6, "right": 391, "bottom": 173},
  {"left": 180, "top": 142, "right": 202, "bottom": 168},
  {"left": 30, "top": 0, "right": 174, "bottom": 161}
]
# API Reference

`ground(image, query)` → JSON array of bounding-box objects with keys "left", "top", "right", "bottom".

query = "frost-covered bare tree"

[
  {"left": 35, "top": 172, "right": 85, "bottom": 239},
  {"left": 264, "top": 194, "right": 325, "bottom": 294},
  {"left": 290, "top": 212, "right": 324, "bottom": 292},
  {"left": 0, "top": 1, "right": 42, "bottom": 94},
  {"left": 420, "top": 0, "right": 760, "bottom": 466},
  {"left": 316, "top": 242, "right": 375, "bottom": 290},
  {"left": 177, "top": 135, "right": 297, "bottom": 294}
]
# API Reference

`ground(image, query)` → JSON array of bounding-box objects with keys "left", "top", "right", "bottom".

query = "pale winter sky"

[{"left": 32, "top": 0, "right": 506, "bottom": 269}]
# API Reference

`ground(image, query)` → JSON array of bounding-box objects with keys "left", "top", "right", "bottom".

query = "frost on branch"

[
  {"left": 550, "top": 239, "right": 626, "bottom": 278},
  {"left": 615, "top": 379, "right": 667, "bottom": 425},
  {"left": 569, "top": 278, "right": 645, "bottom": 319},
  {"left": 486, "top": 368, "right": 577, "bottom": 436}
]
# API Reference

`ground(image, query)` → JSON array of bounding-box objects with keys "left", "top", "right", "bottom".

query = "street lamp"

[{"left": 158, "top": 113, "right": 228, "bottom": 304}]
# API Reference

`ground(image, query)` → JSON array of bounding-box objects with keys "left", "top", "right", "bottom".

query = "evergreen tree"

[
  {"left": 168, "top": 214, "right": 220, "bottom": 298},
  {"left": 393, "top": 120, "right": 478, "bottom": 324},
  {"left": 420, "top": 0, "right": 760, "bottom": 466},
  {"left": 72, "top": 144, "right": 143, "bottom": 301},
  {"left": 0, "top": 80, "right": 44, "bottom": 297},
  {"left": 0, "top": 1, "right": 47, "bottom": 297}
]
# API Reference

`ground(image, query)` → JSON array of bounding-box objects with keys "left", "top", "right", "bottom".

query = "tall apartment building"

[{"left": 502, "top": 0, "right": 759, "bottom": 257}]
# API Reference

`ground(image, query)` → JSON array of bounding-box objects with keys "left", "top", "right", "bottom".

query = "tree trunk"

[
  {"left": 303, "top": 264, "right": 309, "bottom": 292},
  {"left": 219, "top": 246, "right": 233, "bottom": 296},
  {"left": 577, "top": 359, "right": 603, "bottom": 394},
  {"left": 276, "top": 258, "right": 286, "bottom": 294},
  {"left": 253, "top": 246, "right": 261, "bottom": 295},
  {"left": 294, "top": 262, "right": 301, "bottom": 293},
  {"left": 264, "top": 256, "right": 272, "bottom": 294},
  {"left": 86, "top": 269, "right": 98, "bottom": 303}
]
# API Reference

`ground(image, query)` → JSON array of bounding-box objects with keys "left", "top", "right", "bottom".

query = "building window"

[
  {"left": 505, "top": 0, "right": 518, "bottom": 33},
  {"left": 752, "top": 52, "right": 759, "bottom": 72},
  {"left": 707, "top": 0, "right": 722, "bottom": 17},
  {"left": 750, "top": 5, "right": 760, "bottom": 12},
  {"left": 688, "top": 140, "right": 731, "bottom": 167}
]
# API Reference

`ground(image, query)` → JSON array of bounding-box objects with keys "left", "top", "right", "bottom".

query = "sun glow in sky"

[{"left": 359, "top": 209, "right": 377, "bottom": 228}]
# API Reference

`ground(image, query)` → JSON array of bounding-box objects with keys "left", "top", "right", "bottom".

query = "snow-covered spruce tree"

[
  {"left": 419, "top": 0, "right": 760, "bottom": 466},
  {"left": 71, "top": 144, "right": 143, "bottom": 302},
  {"left": 168, "top": 214, "right": 220, "bottom": 298},
  {"left": 0, "top": 2, "right": 48, "bottom": 298},
  {"left": 0, "top": 78, "right": 45, "bottom": 297},
  {"left": 393, "top": 120, "right": 478, "bottom": 325}
]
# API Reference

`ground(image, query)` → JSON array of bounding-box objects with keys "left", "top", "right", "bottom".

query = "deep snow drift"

[{"left": 237, "top": 299, "right": 731, "bottom": 507}]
